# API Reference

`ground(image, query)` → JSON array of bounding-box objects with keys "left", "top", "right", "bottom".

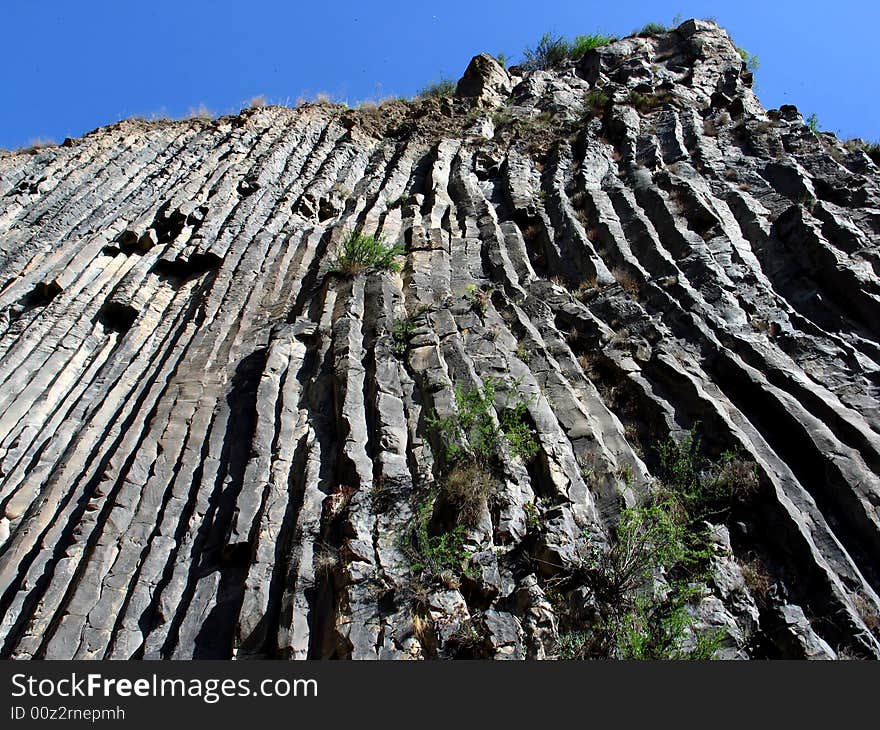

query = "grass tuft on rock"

[{"left": 329, "top": 230, "right": 405, "bottom": 277}]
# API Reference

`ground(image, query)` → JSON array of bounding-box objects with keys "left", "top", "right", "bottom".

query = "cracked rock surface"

[{"left": 0, "top": 19, "right": 879, "bottom": 659}]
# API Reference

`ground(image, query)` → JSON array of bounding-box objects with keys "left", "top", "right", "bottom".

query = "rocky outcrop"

[{"left": 0, "top": 19, "right": 879, "bottom": 660}]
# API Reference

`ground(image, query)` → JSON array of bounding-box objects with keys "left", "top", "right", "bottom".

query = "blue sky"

[{"left": 1, "top": 0, "right": 877, "bottom": 150}]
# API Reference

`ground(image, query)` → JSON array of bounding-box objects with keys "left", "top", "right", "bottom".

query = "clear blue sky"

[{"left": 1, "top": 0, "right": 877, "bottom": 150}]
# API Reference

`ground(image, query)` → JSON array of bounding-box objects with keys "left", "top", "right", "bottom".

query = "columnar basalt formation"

[{"left": 0, "top": 20, "right": 879, "bottom": 659}]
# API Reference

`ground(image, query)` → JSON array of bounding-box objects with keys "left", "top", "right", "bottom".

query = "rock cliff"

[{"left": 1, "top": 19, "right": 879, "bottom": 659}]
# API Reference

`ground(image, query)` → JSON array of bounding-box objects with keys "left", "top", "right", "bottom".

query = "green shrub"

[
  {"left": 554, "top": 428, "right": 757, "bottom": 659},
  {"left": 555, "top": 495, "right": 718, "bottom": 659},
  {"left": 584, "top": 89, "right": 610, "bottom": 109},
  {"left": 617, "top": 593, "right": 724, "bottom": 660},
  {"left": 399, "top": 495, "right": 475, "bottom": 582},
  {"left": 567, "top": 496, "right": 718, "bottom": 659},
  {"left": 570, "top": 34, "right": 617, "bottom": 57},
  {"left": 522, "top": 31, "right": 615, "bottom": 71},
  {"left": 496, "top": 52, "right": 507, "bottom": 68},
  {"left": 737, "top": 47, "right": 760, "bottom": 74},
  {"left": 635, "top": 22, "right": 668, "bottom": 37},
  {"left": 426, "top": 379, "right": 538, "bottom": 464},
  {"left": 806, "top": 113, "right": 820, "bottom": 134},
  {"left": 522, "top": 32, "right": 571, "bottom": 70},
  {"left": 392, "top": 317, "right": 417, "bottom": 357},
  {"left": 419, "top": 78, "right": 457, "bottom": 98},
  {"left": 329, "top": 230, "right": 405, "bottom": 277},
  {"left": 626, "top": 89, "right": 663, "bottom": 113},
  {"left": 657, "top": 429, "right": 760, "bottom": 519}
]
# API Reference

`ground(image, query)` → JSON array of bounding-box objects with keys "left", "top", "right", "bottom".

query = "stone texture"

[{"left": 0, "top": 19, "right": 878, "bottom": 660}]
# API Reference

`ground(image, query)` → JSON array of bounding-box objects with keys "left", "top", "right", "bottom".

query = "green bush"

[
  {"left": 522, "top": 32, "right": 572, "bottom": 70},
  {"left": 635, "top": 22, "right": 668, "bottom": 37},
  {"left": 522, "top": 32, "right": 615, "bottom": 71},
  {"left": 392, "top": 317, "right": 417, "bottom": 357},
  {"left": 566, "top": 497, "right": 717, "bottom": 659},
  {"left": 329, "top": 230, "right": 405, "bottom": 277},
  {"left": 399, "top": 496, "right": 475, "bottom": 582},
  {"left": 657, "top": 429, "right": 760, "bottom": 519},
  {"left": 806, "top": 113, "right": 820, "bottom": 134},
  {"left": 554, "top": 428, "right": 757, "bottom": 659},
  {"left": 737, "top": 47, "right": 760, "bottom": 74},
  {"left": 426, "top": 379, "right": 538, "bottom": 464},
  {"left": 570, "top": 34, "right": 617, "bottom": 57},
  {"left": 584, "top": 89, "right": 610, "bottom": 109},
  {"left": 419, "top": 78, "right": 457, "bottom": 98},
  {"left": 617, "top": 593, "right": 723, "bottom": 660}
]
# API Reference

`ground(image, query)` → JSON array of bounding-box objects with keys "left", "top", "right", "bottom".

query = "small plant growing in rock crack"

[
  {"left": 426, "top": 378, "right": 538, "bottom": 465},
  {"left": 524, "top": 500, "right": 545, "bottom": 532},
  {"left": 445, "top": 615, "right": 489, "bottom": 658},
  {"left": 626, "top": 89, "right": 672, "bottom": 114},
  {"left": 392, "top": 317, "right": 418, "bottom": 357},
  {"left": 398, "top": 494, "right": 476, "bottom": 583},
  {"left": 464, "top": 284, "right": 491, "bottom": 314},
  {"left": 806, "top": 113, "right": 821, "bottom": 134},
  {"left": 584, "top": 88, "right": 610, "bottom": 113},
  {"left": 329, "top": 230, "right": 405, "bottom": 277}
]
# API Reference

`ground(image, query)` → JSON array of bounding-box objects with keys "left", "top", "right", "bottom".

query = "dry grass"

[
  {"left": 575, "top": 277, "right": 597, "bottom": 301},
  {"left": 328, "top": 485, "right": 356, "bottom": 519},
  {"left": 296, "top": 91, "right": 337, "bottom": 106},
  {"left": 853, "top": 592, "right": 880, "bottom": 635},
  {"left": 521, "top": 223, "right": 542, "bottom": 242},
  {"left": 247, "top": 95, "right": 266, "bottom": 109},
  {"left": 569, "top": 189, "right": 587, "bottom": 208},
  {"left": 612, "top": 267, "right": 641, "bottom": 297},
  {"left": 578, "top": 353, "right": 596, "bottom": 375},
  {"left": 442, "top": 461, "right": 497, "bottom": 527},
  {"left": 609, "top": 327, "right": 631, "bottom": 347},
  {"left": 714, "top": 457, "right": 761, "bottom": 504},
  {"left": 16, "top": 137, "right": 56, "bottom": 154},
  {"left": 740, "top": 556, "right": 772, "bottom": 605},
  {"left": 313, "top": 545, "right": 340, "bottom": 576},
  {"left": 186, "top": 103, "right": 215, "bottom": 120}
]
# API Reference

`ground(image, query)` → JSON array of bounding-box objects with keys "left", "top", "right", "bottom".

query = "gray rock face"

[{"left": 0, "top": 19, "right": 879, "bottom": 660}]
